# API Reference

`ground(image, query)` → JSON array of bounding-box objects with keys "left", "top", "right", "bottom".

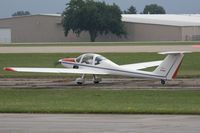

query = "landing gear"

[
  {"left": 161, "top": 79, "right": 165, "bottom": 85},
  {"left": 75, "top": 74, "right": 101, "bottom": 85},
  {"left": 93, "top": 75, "right": 102, "bottom": 84},
  {"left": 76, "top": 74, "right": 85, "bottom": 85}
]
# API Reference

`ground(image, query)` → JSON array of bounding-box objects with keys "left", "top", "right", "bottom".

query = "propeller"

[
  {"left": 54, "top": 57, "right": 70, "bottom": 67},
  {"left": 54, "top": 56, "right": 72, "bottom": 67}
]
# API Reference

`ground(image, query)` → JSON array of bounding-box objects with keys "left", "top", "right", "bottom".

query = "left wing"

[
  {"left": 4, "top": 67, "right": 108, "bottom": 75},
  {"left": 120, "top": 60, "right": 163, "bottom": 70}
]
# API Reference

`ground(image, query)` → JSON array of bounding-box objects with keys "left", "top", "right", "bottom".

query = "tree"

[
  {"left": 12, "top": 11, "right": 31, "bottom": 17},
  {"left": 62, "top": 0, "right": 127, "bottom": 42},
  {"left": 143, "top": 4, "right": 166, "bottom": 14},
  {"left": 124, "top": 5, "right": 137, "bottom": 14}
]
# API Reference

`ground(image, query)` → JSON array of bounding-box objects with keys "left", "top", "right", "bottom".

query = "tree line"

[
  {"left": 123, "top": 4, "right": 166, "bottom": 14},
  {"left": 12, "top": 3, "right": 166, "bottom": 17}
]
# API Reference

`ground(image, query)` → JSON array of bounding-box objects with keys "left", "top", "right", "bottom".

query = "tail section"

[{"left": 153, "top": 51, "right": 191, "bottom": 80}]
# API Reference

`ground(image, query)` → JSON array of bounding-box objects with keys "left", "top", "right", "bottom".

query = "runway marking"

[{"left": 192, "top": 45, "right": 200, "bottom": 47}]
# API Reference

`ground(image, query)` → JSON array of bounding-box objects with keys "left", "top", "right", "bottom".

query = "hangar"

[
  {"left": 122, "top": 14, "right": 200, "bottom": 42},
  {"left": 0, "top": 14, "right": 200, "bottom": 43}
]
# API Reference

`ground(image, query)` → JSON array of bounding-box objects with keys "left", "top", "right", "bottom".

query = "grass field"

[
  {"left": 0, "top": 52, "right": 199, "bottom": 78},
  {"left": 0, "top": 41, "right": 200, "bottom": 47},
  {"left": 0, "top": 52, "right": 199, "bottom": 114},
  {"left": 0, "top": 89, "right": 200, "bottom": 114}
]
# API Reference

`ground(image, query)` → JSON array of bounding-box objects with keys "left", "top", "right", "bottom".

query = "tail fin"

[{"left": 153, "top": 51, "right": 192, "bottom": 80}]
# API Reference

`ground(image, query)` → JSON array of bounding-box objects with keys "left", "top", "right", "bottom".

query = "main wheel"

[
  {"left": 161, "top": 79, "right": 165, "bottom": 85},
  {"left": 93, "top": 81, "right": 100, "bottom": 84},
  {"left": 93, "top": 77, "right": 101, "bottom": 84}
]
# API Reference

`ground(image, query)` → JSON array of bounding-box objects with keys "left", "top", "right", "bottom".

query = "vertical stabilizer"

[{"left": 153, "top": 51, "right": 191, "bottom": 80}]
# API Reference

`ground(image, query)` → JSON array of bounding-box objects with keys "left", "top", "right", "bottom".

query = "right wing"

[
  {"left": 120, "top": 60, "right": 163, "bottom": 70},
  {"left": 4, "top": 67, "right": 108, "bottom": 75}
]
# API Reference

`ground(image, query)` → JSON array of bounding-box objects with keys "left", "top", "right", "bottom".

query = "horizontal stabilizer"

[
  {"left": 120, "top": 60, "right": 163, "bottom": 70},
  {"left": 159, "top": 51, "right": 192, "bottom": 55}
]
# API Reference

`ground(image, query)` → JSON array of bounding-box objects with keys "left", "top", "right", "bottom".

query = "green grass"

[
  {"left": 1, "top": 41, "right": 200, "bottom": 47},
  {"left": 0, "top": 89, "right": 200, "bottom": 114},
  {"left": 0, "top": 52, "right": 199, "bottom": 78}
]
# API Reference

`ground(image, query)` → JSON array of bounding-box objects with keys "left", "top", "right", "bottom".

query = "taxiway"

[
  {"left": 0, "top": 114, "right": 199, "bottom": 133},
  {"left": 0, "top": 45, "right": 200, "bottom": 53}
]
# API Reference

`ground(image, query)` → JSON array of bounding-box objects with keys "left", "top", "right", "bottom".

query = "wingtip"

[{"left": 4, "top": 67, "right": 15, "bottom": 71}]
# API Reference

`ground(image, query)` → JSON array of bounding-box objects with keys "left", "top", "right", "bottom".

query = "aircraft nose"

[{"left": 60, "top": 58, "right": 76, "bottom": 62}]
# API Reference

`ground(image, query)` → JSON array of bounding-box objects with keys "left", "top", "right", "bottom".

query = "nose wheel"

[
  {"left": 161, "top": 79, "right": 165, "bottom": 85},
  {"left": 76, "top": 74, "right": 85, "bottom": 85}
]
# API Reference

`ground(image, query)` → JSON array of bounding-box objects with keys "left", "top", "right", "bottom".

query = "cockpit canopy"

[{"left": 76, "top": 54, "right": 106, "bottom": 65}]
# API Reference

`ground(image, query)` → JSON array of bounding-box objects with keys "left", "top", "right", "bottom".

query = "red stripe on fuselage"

[
  {"left": 61, "top": 58, "right": 75, "bottom": 62},
  {"left": 4, "top": 67, "right": 15, "bottom": 71},
  {"left": 172, "top": 57, "right": 184, "bottom": 79}
]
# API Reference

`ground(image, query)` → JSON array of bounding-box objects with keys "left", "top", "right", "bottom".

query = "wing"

[
  {"left": 4, "top": 67, "right": 108, "bottom": 75},
  {"left": 120, "top": 60, "right": 163, "bottom": 70}
]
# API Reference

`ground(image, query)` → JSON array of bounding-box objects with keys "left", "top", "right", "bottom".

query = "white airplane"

[{"left": 4, "top": 51, "right": 191, "bottom": 85}]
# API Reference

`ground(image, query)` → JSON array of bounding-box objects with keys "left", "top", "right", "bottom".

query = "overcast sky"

[{"left": 1, "top": 0, "right": 200, "bottom": 18}]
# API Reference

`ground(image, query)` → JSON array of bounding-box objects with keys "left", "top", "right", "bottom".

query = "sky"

[{"left": 0, "top": 0, "right": 200, "bottom": 18}]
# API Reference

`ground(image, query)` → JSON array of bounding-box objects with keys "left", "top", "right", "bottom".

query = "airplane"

[{"left": 4, "top": 51, "right": 191, "bottom": 85}]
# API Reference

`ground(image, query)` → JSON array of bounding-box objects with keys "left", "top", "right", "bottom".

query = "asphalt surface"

[
  {"left": 0, "top": 114, "right": 200, "bottom": 133},
  {"left": 0, "top": 45, "right": 200, "bottom": 53},
  {"left": 1, "top": 78, "right": 200, "bottom": 90}
]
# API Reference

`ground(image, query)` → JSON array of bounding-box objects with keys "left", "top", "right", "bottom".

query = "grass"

[
  {"left": 0, "top": 89, "right": 200, "bottom": 114},
  {"left": 0, "top": 52, "right": 199, "bottom": 78},
  {"left": 0, "top": 52, "right": 199, "bottom": 114},
  {"left": 0, "top": 41, "right": 200, "bottom": 47}
]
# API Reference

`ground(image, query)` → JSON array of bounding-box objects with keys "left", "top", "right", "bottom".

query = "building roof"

[
  {"left": 41, "top": 14, "right": 200, "bottom": 27},
  {"left": 38, "top": 14, "right": 61, "bottom": 17},
  {"left": 0, "top": 14, "right": 61, "bottom": 21},
  {"left": 1, "top": 14, "right": 200, "bottom": 27},
  {"left": 122, "top": 14, "right": 200, "bottom": 27}
]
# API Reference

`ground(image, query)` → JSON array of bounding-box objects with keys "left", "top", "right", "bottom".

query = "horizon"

[{"left": 1, "top": 0, "right": 200, "bottom": 18}]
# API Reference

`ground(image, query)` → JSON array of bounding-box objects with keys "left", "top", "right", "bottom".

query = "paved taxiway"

[
  {"left": 0, "top": 45, "right": 200, "bottom": 53},
  {"left": 0, "top": 114, "right": 200, "bottom": 133}
]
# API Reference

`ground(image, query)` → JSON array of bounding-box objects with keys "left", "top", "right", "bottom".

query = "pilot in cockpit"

[{"left": 82, "top": 55, "right": 93, "bottom": 65}]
